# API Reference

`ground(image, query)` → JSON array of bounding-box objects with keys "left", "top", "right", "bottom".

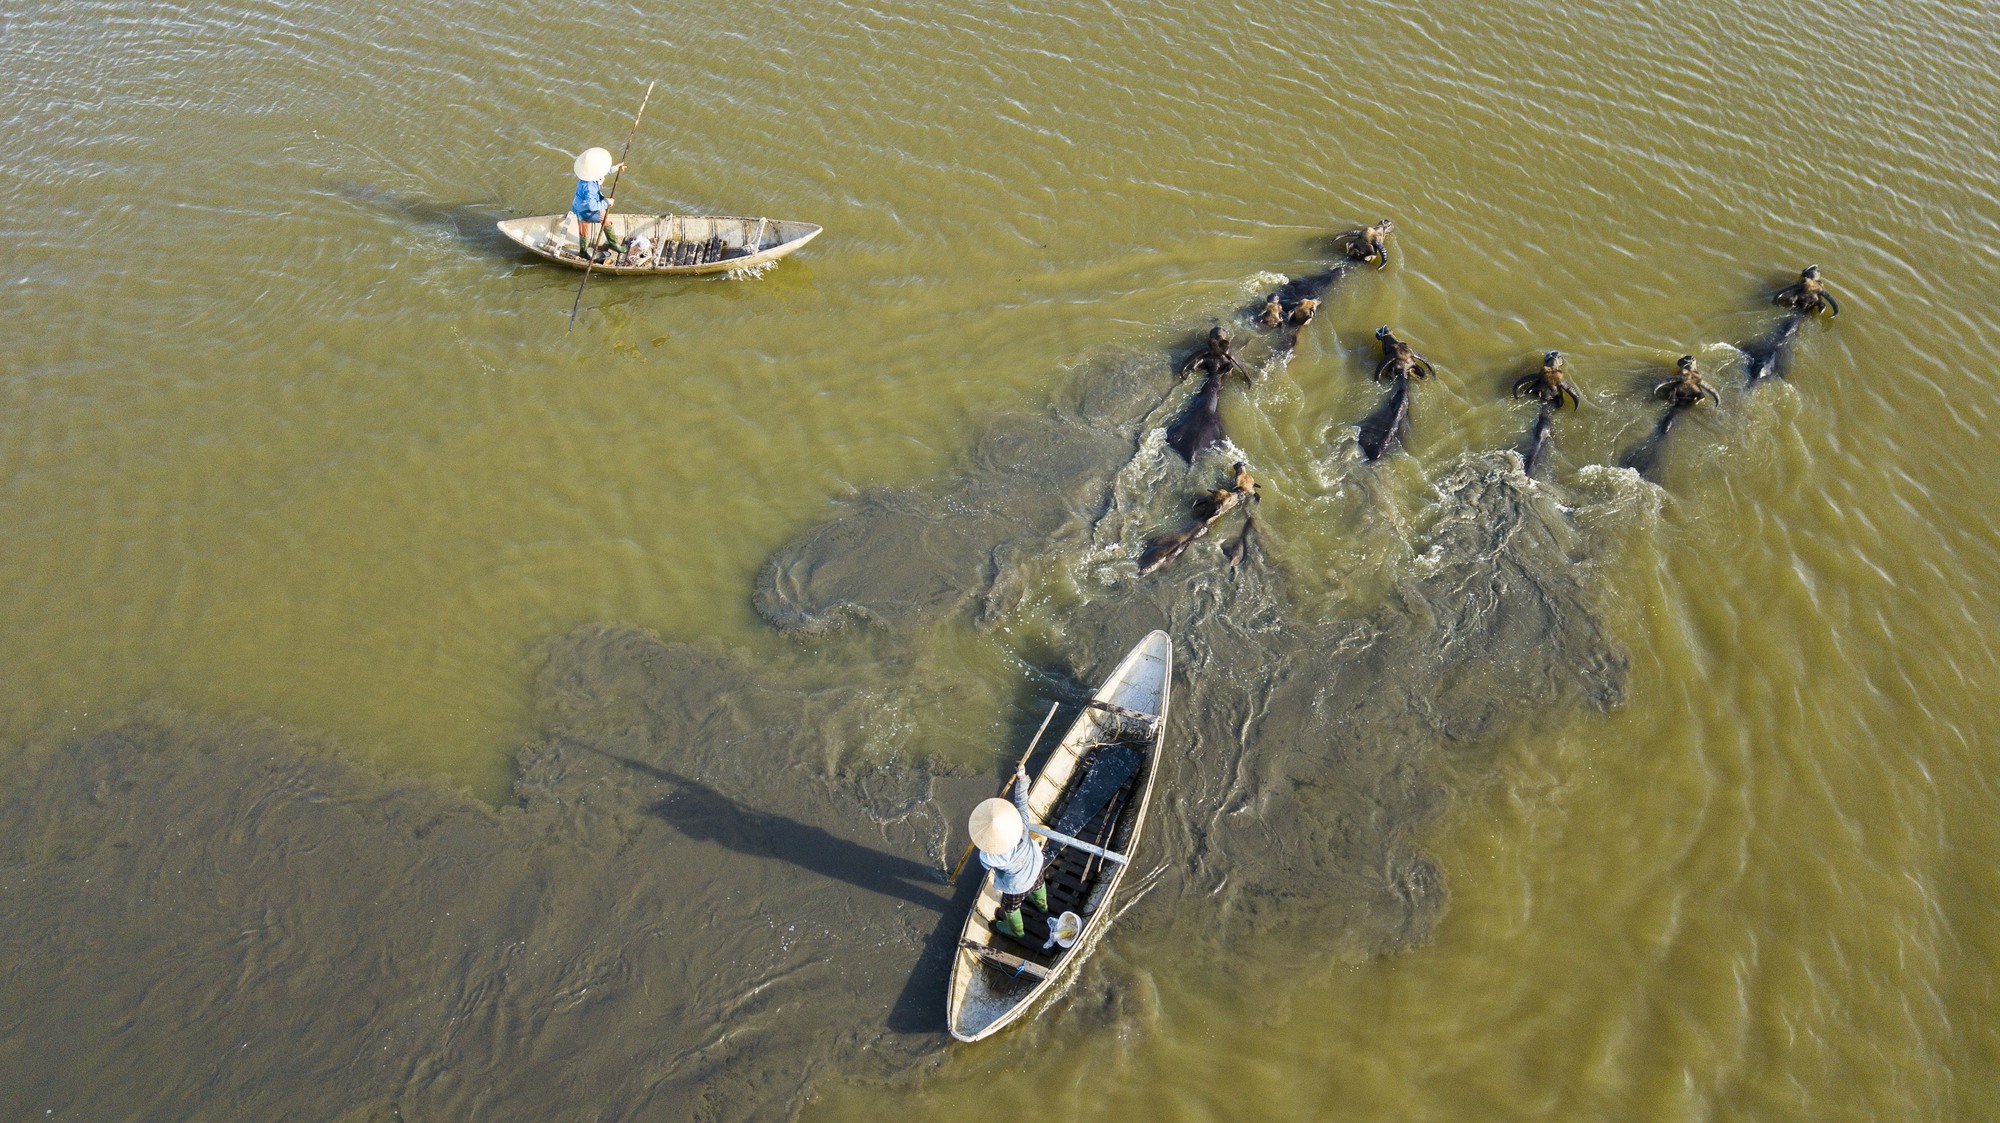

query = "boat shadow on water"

[{"left": 327, "top": 182, "right": 520, "bottom": 259}]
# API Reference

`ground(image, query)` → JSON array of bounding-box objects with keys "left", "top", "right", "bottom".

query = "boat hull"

[
  {"left": 946, "top": 631, "right": 1173, "bottom": 1042},
  {"left": 495, "top": 213, "right": 820, "bottom": 275}
]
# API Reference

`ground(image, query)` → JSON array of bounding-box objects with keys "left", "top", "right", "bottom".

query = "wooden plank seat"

[
  {"left": 1086, "top": 699, "right": 1163, "bottom": 739},
  {"left": 960, "top": 939, "right": 1051, "bottom": 980}
]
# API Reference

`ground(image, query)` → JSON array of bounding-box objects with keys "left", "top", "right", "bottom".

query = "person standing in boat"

[
  {"left": 571, "top": 146, "right": 627, "bottom": 260},
  {"left": 970, "top": 764, "right": 1048, "bottom": 940}
]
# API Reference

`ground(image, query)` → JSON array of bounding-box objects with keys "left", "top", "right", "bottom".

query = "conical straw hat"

[
  {"left": 968, "top": 797, "right": 1023, "bottom": 853},
  {"left": 573, "top": 147, "right": 613, "bottom": 180}
]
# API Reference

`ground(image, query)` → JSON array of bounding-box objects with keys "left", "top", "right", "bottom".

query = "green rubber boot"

[
  {"left": 1029, "top": 885, "right": 1048, "bottom": 912},
  {"left": 994, "top": 908, "right": 1025, "bottom": 939}
]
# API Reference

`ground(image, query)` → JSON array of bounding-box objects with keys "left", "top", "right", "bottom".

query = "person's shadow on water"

[
  {"left": 596, "top": 749, "right": 980, "bottom": 1034},
  {"left": 592, "top": 751, "right": 950, "bottom": 913}
]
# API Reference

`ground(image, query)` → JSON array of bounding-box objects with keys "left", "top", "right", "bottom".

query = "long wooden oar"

[
  {"left": 567, "top": 80, "right": 655, "bottom": 331},
  {"left": 947, "top": 701, "right": 1061, "bottom": 885}
]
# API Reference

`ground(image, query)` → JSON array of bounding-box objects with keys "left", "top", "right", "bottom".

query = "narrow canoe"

[
  {"left": 946, "top": 630, "right": 1174, "bottom": 1042},
  {"left": 495, "top": 213, "right": 821, "bottom": 275}
]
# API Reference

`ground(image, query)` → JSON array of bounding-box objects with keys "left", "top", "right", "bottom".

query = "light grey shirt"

[{"left": 977, "top": 782, "right": 1044, "bottom": 895}]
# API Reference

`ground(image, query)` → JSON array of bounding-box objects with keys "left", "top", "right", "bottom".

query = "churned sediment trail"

[
  {"left": 755, "top": 294, "right": 1637, "bottom": 962},
  {"left": 3, "top": 291, "right": 1641, "bottom": 1119}
]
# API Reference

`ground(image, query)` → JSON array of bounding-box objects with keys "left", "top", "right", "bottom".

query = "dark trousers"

[{"left": 998, "top": 864, "right": 1047, "bottom": 913}]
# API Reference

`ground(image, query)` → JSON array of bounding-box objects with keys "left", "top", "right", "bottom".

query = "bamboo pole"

[
  {"left": 568, "top": 80, "right": 654, "bottom": 331},
  {"left": 1026, "top": 824, "right": 1128, "bottom": 866},
  {"left": 947, "top": 701, "right": 1061, "bottom": 885}
]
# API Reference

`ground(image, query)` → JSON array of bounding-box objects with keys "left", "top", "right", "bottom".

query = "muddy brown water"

[{"left": 5, "top": 0, "right": 2000, "bottom": 1119}]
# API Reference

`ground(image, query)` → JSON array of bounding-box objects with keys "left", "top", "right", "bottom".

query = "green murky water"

[{"left": 4, "top": 0, "right": 1997, "bottom": 1117}]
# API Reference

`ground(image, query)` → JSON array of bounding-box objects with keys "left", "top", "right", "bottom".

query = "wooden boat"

[
  {"left": 947, "top": 630, "right": 1174, "bottom": 1042},
  {"left": 495, "top": 213, "right": 821, "bottom": 275}
]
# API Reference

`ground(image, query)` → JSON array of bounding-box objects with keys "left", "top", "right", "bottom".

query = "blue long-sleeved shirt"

[
  {"left": 977, "top": 782, "right": 1044, "bottom": 895},
  {"left": 571, "top": 178, "right": 608, "bottom": 221}
]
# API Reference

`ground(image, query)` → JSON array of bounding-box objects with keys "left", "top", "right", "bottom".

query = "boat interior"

[
  {"left": 553, "top": 215, "right": 778, "bottom": 268},
  {"left": 976, "top": 717, "right": 1155, "bottom": 974}
]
